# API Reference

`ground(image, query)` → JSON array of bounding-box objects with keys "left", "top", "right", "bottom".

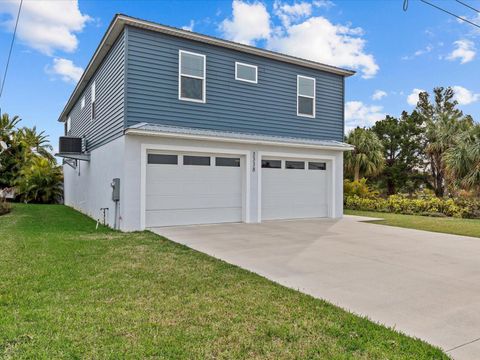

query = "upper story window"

[
  {"left": 179, "top": 50, "right": 206, "bottom": 103},
  {"left": 235, "top": 62, "right": 257, "bottom": 83},
  {"left": 297, "top": 75, "right": 315, "bottom": 118},
  {"left": 81, "top": 96, "right": 85, "bottom": 109},
  {"left": 66, "top": 117, "right": 71, "bottom": 134},
  {"left": 91, "top": 81, "right": 96, "bottom": 121}
]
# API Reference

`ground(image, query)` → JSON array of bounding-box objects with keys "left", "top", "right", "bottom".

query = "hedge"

[{"left": 345, "top": 194, "right": 480, "bottom": 219}]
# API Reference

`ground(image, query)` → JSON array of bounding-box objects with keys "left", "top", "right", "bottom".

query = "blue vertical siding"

[
  {"left": 125, "top": 26, "right": 345, "bottom": 142},
  {"left": 67, "top": 31, "right": 125, "bottom": 150}
]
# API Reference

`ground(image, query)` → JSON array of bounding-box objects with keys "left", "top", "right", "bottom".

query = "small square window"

[
  {"left": 148, "top": 154, "right": 178, "bottom": 165},
  {"left": 309, "top": 162, "right": 326, "bottom": 170},
  {"left": 262, "top": 159, "right": 281, "bottom": 169},
  {"left": 184, "top": 155, "right": 210, "bottom": 166},
  {"left": 286, "top": 161, "right": 305, "bottom": 169},
  {"left": 235, "top": 62, "right": 257, "bottom": 83},
  {"left": 216, "top": 157, "right": 240, "bottom": 167}
]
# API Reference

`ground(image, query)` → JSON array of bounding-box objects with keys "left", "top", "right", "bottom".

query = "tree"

[
  {"left": 0, "top": 113, "right": 20, "bottom": 139},
  {"left": 444, "top": 124, "right": 480, "bottom": 194},
  {"left": 0, "top": 114, "right": 23, "bottom": 188},
  {"left": 17, "top": 126, "right": 54, "bottom": 162},
  {"left": 371, "top": 112, "right": 423, "bottom": 195},
  {"left": 344, "top": 127, "right": 384, "bottom": 181},
  {"left": 416, "top": 87, "right": 473, "bottom": 197},
  {"left": 0, "top": 112, "right": 62, "bottom": 203}
]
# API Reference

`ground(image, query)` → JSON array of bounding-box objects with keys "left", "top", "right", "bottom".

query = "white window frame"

[
  {"left": 91, "top": 81, "right": 96, "bottom": 121},
  {"left": 66, "top": 117, "right": 71, "bottom": 133},
  {"left": 178, "top": 50, "right": 206, "bottom": 103},
  {"left": 297, "top": 75, "right": 316, "bottom": 118},
  {"left": 81, "top": 96, "right": 85, "bottom": 109},
  {"left": 91, "top": 81, "right": 96, "bottom": 103},
  {"left": 235, "top": 62, "right": 258, "bottom": 84}
]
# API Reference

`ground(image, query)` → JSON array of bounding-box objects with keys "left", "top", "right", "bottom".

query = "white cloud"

[
  {"left": 274, "top": 1, "right": 312, "bottom": 27},
  {"left": 182, "top": 20, "right": 195, "bottom": 32},
  {"left": 372, "top": 90, "right": 387, "bottom": 100},
  {"left": 267, "top": 17, "right": 378, "bottom": 78},
  {"left": 452, "top": 85, "right": 480, "bottom": 105},
  {"left": 0, "top": 0, "right": 90, "bottom": 55},
  {"left": 219, "top": 0, "right": 270, "bottom": 45},
  {"left": 447, "top": 39, "right": 476, "bottom": 64},
  {"left": 219, "top": 0, "right": 378, "bottom": 78},
  {"left": 401, "top": 44, "right": 433, "bottom": 60},
  {"left": 345, "top": 101, "right": 385, "bottom": 132},
  {"left": 313, "top": 0, "right": 335, "bottom": 8},
  {"left": 46, "top": 58, "right": 83, "bottom": 83},
  {"left": 407, "top": 88, "right": 425, "bottom": 106}
]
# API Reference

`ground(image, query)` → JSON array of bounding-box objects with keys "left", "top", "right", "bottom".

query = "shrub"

[
  {"left": 15, "top": 157, "right": 63, "bottom": 204},
  {"left": 0, "top": 197, "right": 11, "bottom": 216},
  {"left": 345, "top": 194, "right": 480, "bottom": 219},
  {"left": 344, "top": 178, "right": 378, "bottom": 198}
]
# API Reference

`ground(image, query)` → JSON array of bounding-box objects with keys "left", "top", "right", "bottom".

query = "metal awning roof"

[{"left": 125, "top": 123, "right": 353, "bottom": 151}]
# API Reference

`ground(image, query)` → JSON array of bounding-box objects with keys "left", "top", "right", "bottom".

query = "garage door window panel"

[
  {"left": 262, "top": 159, "right": 282, "bottom": 169},
  {"left": 179, "top": 50, "right": 206, "bottom": 102},
  {"left": 216, "top": 157, "right": 240, "bottom": 167},
  {"left": 148, "top": 154, "right": 178, "bottom": 165},
  {"left": 286, "top": 161, "right": 305, "bottom": 169},
  {"left": 297, "top": 75, "right": 315, "bottom": 118},
  {"left": 309, "top": 162, "right": 326, "bottom": 170},
  {"left": 184, "top": 155, "right": 211, "bottom": 166}
]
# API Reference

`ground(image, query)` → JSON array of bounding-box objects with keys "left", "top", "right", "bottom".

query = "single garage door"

[
  {"left": 146, "top": 153, "right": 243, "bottom": 227},
  {"left": 261, "top": 158, "right": 329, "bottom": 220}
]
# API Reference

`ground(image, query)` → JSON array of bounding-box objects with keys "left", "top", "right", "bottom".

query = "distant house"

[
  {"left": 57, "top": 14, "right": 354, "bottom": 231},
  {"left": 0, "top": 187, "right": 15, "bottom": 199}
]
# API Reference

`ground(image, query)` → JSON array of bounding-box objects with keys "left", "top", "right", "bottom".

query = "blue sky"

[{"left": 0, "top": 0, "right": 479, "bottom": 150}]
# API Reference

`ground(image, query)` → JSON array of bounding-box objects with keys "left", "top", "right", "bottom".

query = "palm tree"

[
  {"left": 17, "top": 126, "right": 54, "bottom": 161},
  {"left": 344, "top": 127, "right": 384, "bottom": 181},
  {"left": 0, "top": 113, "right": 20, "bottom": 139},
  {"left": 416, "top": 87, "right": 473, "bottom": 197},
  {"left": 444, "top": 125, "right": 480, "bottom": 193}
]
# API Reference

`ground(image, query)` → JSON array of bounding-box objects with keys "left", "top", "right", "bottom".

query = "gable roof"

[{"left": 58, "top": 13, "right": 355, "bottom": 122}]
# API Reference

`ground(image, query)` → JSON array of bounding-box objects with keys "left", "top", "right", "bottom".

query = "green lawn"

[
  {"left": 0, "top": 204, "right": 448, "bottom": 359},
  {"left": 345, "top": 209, "right": 480, "bottom": 238}
]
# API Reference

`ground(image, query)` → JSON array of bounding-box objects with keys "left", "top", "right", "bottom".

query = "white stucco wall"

[
  {"left": 64, "top": 134, "right": 345, "bottom": 231},
  {"left": 63, "top": 136, "right": 125, "bottom": 228},
  {"left": 121, "top": 134, "right": 346, "bottom": 231}
]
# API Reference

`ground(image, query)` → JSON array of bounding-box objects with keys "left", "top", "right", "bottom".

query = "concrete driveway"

[{"left": 151, "top": 216, "right": 480, "bottom": 359}]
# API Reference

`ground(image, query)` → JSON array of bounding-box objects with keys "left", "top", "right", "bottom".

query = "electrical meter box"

[{"left": 111, "top": 178, "right": 120, "bottom": 201}]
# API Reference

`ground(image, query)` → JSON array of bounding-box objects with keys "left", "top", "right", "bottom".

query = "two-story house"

[{"left": 57, "top": 14, "right": 354, "bottom": 231}]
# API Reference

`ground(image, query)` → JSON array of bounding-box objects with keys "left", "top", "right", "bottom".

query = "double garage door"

[
  {"left": 145, "top": 151, "right": 329, "bottom": 227},
  {"left": 146, "top": 152, "right": 244, "bottom": 227}
]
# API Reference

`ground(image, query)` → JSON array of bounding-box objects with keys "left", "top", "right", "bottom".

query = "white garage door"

[
  {"left": 261, "top": 158, "right": 329, "bottom": 220},
  {"left": 146, "top": 153, "right": 243, "bottom": 227}
]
